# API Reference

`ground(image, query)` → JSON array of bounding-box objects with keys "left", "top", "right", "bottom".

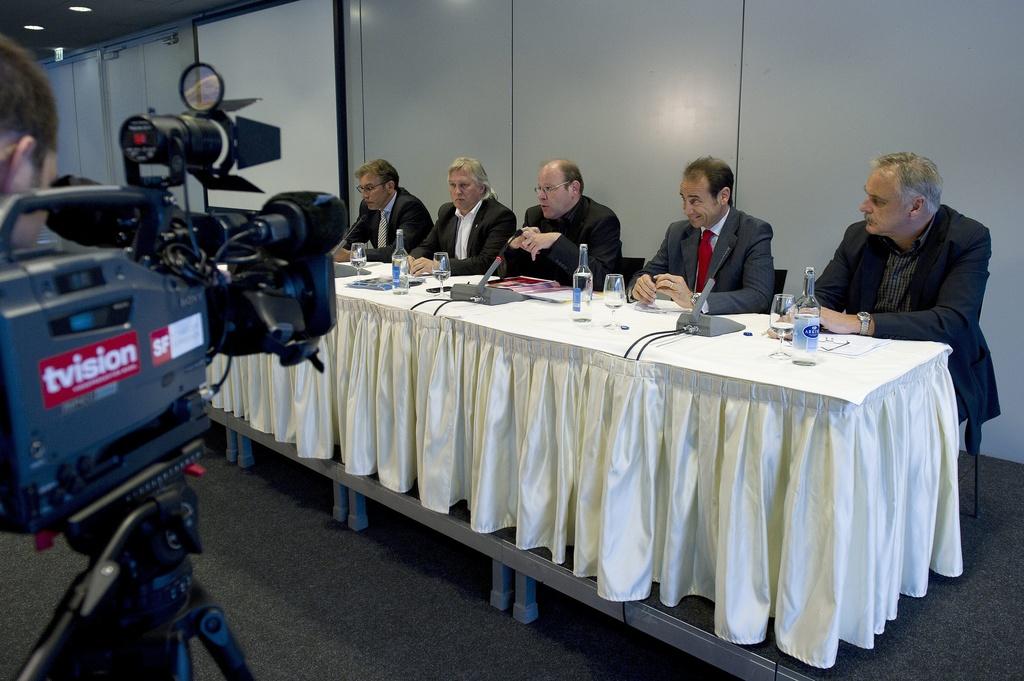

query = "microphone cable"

[{"left": 624, "top": 329, "right": 685, "bottom": 361}]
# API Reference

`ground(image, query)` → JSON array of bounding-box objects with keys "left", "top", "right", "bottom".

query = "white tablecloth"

[{"left": 210, "top": 264, "right": 963, "bottom": 668}]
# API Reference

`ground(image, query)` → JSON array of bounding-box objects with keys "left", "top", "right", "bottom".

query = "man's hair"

[
  {"left": 545, "top": 159, "right": 584, "bottom": 193},
  {"left": 354, "top": 159, "right": 399, "bottom": 187},
  {"left": 871, "top": 152, "right": 942, "bottom": 213},
  {"left": 0, "top": 33, "right": 58, "bottom": 168},
  {"left": 448, "top": 156, "right": 496, "bottom": 199},
  {"left": 683, "top": 156, "right": 734, "bottom": 206}
]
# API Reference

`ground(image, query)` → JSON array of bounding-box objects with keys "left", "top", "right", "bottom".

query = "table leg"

[
  {"left": 347, "top": 488, "right": 369, "bottom": 531},
  {"left": 225, "top": 428, "right": 238, "bottom": 464},
  {"left": 513, "top": 571, "right": 539, "bottom": 623},
  {"left": 237, "top": 433, "right": 255, "bottom": 469},
  {"left": 490, "top": 560, "right": 513, "bottom": 611}
]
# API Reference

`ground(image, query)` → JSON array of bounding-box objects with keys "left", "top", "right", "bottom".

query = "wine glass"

[
  {"left": 433, "top": 252, "right": 450, "bottom": 296},
  {"left": 603, "top": 274, "right": 626, "bottom": 329},
  {"left": 769, "top": 293, "right": 796, "bottom": 359},
  {"left": 350, "top": 242, "right": 367, "bottom": 274}
]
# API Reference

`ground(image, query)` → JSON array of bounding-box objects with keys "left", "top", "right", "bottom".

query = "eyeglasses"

[
  {"left": 356, "top": 181, "right": 386, "bottom": 194},
  {"left": 534, "top": 180, "right": 571, "bottom": 196}
]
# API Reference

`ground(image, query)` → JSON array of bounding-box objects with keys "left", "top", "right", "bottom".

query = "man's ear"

[
  {"left": 718, "top": 186, "right": 731, "bottom": 206},
  {"left": 0, "top": 135, "right": 39, "bottom": 194}
]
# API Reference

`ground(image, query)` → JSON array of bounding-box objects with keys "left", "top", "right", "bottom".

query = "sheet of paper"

[{"left": 819, "top": 334, "right": 894, "bottom": 357}]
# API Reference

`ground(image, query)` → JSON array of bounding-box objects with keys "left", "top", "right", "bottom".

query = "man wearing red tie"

[{"left": 629, "top": 157, "right": 775, "bottom": 314}]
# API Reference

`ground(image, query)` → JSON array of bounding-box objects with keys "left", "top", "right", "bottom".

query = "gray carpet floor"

[{"left": 1, "top": 426, "right": 1020, "bottom": 680}]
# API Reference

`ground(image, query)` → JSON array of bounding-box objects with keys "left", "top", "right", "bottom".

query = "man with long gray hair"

[
  {"left": 409, "top": 157, "right": 516, "bottom": 276},
  {"left": 816, "top": 152, "right": 999, "bottom": 453}
]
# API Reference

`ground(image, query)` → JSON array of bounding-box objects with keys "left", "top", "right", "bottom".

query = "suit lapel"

[
  {"left": 907, "top": 207, "right": 949, "bottom": 310},
  {"left": 707, "top": 209, "right": 739, "bottom": 283},
  {"left": 464, "top": 199, "right": 489, "bottom": 254},
  {"left": 445, "top": 208, "right": 459, "bottom": 254},
  {"left": 680, "top": 226, "right": 700, "bottom": 289},
  {"left": 858, "top": 237, "right": 886, "bottom": 311}
]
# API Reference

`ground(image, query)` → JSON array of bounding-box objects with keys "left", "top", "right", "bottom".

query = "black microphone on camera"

[{"left": 249, "top": 191, "right": 347, "bottom": 258}]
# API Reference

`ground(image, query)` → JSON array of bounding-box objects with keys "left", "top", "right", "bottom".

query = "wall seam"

[{"left": 734, "top": 0, "right": 746, "bottom": 207}]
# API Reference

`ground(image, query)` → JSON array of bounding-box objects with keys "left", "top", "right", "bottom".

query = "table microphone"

[
  {"left": 675, "top": 274, "right": 745, "bottom": 336},
  {"left": 450, "top": 227, "right": 526, "bottom": 305}
]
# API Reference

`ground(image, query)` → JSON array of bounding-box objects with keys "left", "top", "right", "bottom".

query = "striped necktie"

[{"left": 377, "top": 210, "right": 389, "bottom": 249}]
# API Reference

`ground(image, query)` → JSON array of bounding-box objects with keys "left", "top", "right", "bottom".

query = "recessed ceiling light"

[
  {"left": 24, "top": 25, "right": 45, "bottom": 31},
  {"left": 69, "top": 6, "right": 93, "bottom": 11}
]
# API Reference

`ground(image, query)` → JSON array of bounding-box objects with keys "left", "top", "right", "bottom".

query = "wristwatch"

[
  {"left": 690, "top": 291, "right": 701, "bottom": 306},
  {"left": 857, "top": 311, "right": 872, "bottom": 335}
]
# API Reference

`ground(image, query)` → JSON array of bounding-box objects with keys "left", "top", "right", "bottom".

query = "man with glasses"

[
  {"left": 506, "top": 159, "right": 621, "bottom": 287},
  {"left": 408, "top": 157, "right": 516, "bottom": 276},
  {"left": 629, "top": 157, "right": 774, "bottom": 314},
  {"left": 815, "top": 152, "right": 999, "bottom": 454},
  {"left": 334, "top": 159, "right": 431, "bottom": 263},
  {"left": 0, "top": 33, "right": 59, "bottom": 250}
]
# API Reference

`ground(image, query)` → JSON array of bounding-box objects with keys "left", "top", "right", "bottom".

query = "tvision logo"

[{"left": 38, "top": 332, "right": 141, "bottom": 409}]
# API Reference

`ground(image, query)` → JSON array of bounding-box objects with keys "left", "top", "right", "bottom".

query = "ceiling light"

[
  {"left": 69, "top": 6, "right": 93, "bottom": 11},
  {"left": 24, "top": 25, "right": 45, "bottom": 31}
]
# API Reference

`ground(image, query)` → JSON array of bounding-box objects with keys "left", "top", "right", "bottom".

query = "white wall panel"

[
  {"left": 356, "top": 0, "right": 513, "bottom": 217},
  {"left": 104, "top": 31, "right": 203, "bottom": 207},
  {"left": 46, "top": 62, "right": 82, "bottom": 178},
  {"left": 739, "top": 0, "right": 1023, "bottom": 460},
  {"left": 511, "top": 0, "right": 743, "bottom": 258},
  {"left": 199, "top": 0, "right": 339, "bottom": 210},
  {"left": 45, "top": 54, "right": 107, "bottom": 181},
  {"left": 71, "top": 56, "right": 109, "bottom": 182}
]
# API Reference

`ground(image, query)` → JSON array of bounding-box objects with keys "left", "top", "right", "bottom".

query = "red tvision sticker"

[{"left": 38, "top": 331, "right": 141, "bottom": 409}]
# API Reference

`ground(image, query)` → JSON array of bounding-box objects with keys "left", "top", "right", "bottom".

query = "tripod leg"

[{"left": 188, "top": 585, "right": 254, "bottom": 681}]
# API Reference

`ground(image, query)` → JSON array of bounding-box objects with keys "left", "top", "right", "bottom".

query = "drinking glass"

[
  {"left": 603, "top": 274, "right": 626, "bottom": 329},
  {"left": 350, "top": 242, "right": 367, "bottom": 274},
  {"left": 433, "top": 252, "right": 451, "bottom": 296},
  {"left": 769, "top": 293, "right": 796, "bottom": 359}
]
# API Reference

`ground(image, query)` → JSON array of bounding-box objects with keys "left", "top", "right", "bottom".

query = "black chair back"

[
  {"left": 773, "top": 269, "right": 787, "bottom": 296},
  {"left": 618, "top": 256, "right": 646, "bottom": 284}
]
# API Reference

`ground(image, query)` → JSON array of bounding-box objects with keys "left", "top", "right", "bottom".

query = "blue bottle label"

[
  {"left": 392, "top": 263, "right": 400, "bottom": 286},
  {"left": 572, "top": 288, "right": 582, "bottom": 312},
  {"left": 793, "top": 316, "right": 820, "bottom": 352}
]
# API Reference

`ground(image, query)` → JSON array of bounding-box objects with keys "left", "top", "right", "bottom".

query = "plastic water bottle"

[
  {"left": 392, "top": 229, "right": 409, "bottom": 294},
  {"left": 572, "top": 243, "right": 593, "bottom": 323},
  {"left": 792, "top": 266, "right": 820, "bottom": 365}
]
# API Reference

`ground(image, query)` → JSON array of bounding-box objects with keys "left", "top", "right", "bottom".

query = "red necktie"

[{"left": 695, "top": 229, "right": 714, "bottom": 294}]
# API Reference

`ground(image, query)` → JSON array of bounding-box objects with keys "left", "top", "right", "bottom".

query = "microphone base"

[
  {"left": 675, "top": 313, "right": 745, "bottom": 337},
  {"left": 334, "top": 263, "right": 367, "bottom": 278},
  {"left": 450, "top": 283, "right": 526, "bottom": 305}
]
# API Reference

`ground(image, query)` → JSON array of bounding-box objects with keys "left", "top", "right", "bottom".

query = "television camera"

[{"left": 0, "top": 63, "right": 344, "bottom": 680}]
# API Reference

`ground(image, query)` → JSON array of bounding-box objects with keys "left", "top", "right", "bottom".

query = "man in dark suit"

[
  {"left": 408, "top": 157, "right": 516, "bottom": 276},
  {"left": 629, "top": 157, "right": 774, "bottom": 314},
  {"left": 816, "top": 152, "right": 999, "bottom": 453},
  {"left": 334, "top": 158, "right": 431, "bottom": 263},
  {"left": 506, "top": 159, "right": 621, "bottom": 288}
]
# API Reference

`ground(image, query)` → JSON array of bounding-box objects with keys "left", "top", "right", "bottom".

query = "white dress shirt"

[{"left": 454, "top": 199, "right": 484, "bottom": 259}]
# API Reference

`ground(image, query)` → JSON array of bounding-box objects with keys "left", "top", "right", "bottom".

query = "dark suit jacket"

[
  {"left": 505, "top": 196, "right": 621, "bottom": 288},
  {"left": 816, "top": 205, "right": 999, "bottom": 453},
  {"left": 346, "top": 187, "right": 432, "bottom": 262},
  {"left": 629, "top": 208, "right": 775, "bottom": 314},
  {"left": 410, "top": 197, "right": 517, "bottom": 276}
]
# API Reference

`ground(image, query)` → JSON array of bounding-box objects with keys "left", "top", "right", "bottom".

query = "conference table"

[{"left": 210, "top": 263, "right": 963, "bottom": 669}]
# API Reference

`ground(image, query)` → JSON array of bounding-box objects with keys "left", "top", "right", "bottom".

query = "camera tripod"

[{"left": 16, "top": 440, "right": 253, "bottom": 681}]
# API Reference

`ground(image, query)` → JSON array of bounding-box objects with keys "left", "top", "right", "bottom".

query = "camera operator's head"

[{"left": 0, "top": 33, "right": 58, "bottom": 248}]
